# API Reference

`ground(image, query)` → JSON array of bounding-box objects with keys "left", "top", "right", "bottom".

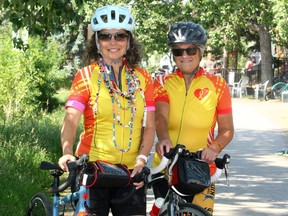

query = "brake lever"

[{"left": 224, "top": 163, "right": 230, "bottom": 186}]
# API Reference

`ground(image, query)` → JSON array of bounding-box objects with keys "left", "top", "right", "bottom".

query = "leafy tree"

[
  {"left": 0, "top": 21, "right": 66, "bottom": 123},
  {"left": 271, "top": 0, "right": 288, "bottom": 47},
  {"left": 0, "top": 21, "right": 36, "bottom": 122},
  {"left": 1, "top": 0, "right": 288, "bottom": 84},
  {"left": 24, "top": 35, "right": 67, "bottom": 112}
]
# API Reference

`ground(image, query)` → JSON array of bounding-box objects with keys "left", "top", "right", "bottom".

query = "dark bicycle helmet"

[{"left": 167, "top": 21, "right": 207, "bottom": 52}]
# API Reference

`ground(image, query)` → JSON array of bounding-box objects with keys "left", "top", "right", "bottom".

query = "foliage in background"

[
  {"left": 0, "top": 108, "right": 65, "bottom": 215},
  {"left": 0, "top": 21, "right": 36, "bottom": 122},
  {"left": 1, "top": 0, "right": 288, "bottom": 214},
  {"left": 0, "top": 89, "right": 71, "bottom": 215},
  {"left": 0, "top": 21, "right": 67, "bottom": 124},
  {"left": 24, "top": 35, "right": 67, "bottom": 112}
]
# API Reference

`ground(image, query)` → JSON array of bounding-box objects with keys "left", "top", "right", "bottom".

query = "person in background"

[
  {"left": 202, "top": 52, "right": 216, "bottom": 74},
  {"left": 245, "top": 56, "right": 254, "bottom": 86},
  {"left": 152, "top": 21, "right": 234, "bottom": 215},
  {"left": 58, "top": 5, "right": 155, "bottom": 216}
]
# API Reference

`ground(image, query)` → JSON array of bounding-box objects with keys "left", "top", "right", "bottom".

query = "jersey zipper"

[{"left": 176, "top": 72, "right": 194, "bottom": 144}]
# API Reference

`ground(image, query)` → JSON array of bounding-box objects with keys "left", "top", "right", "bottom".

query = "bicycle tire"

[
  {"left": 264, "top": 91, "right": 272, "bottom": 101},
  {"left": 26, "top": 192, "right": 52, "bottom": 216},
  {"left": 159, "top": 202, "right": 210, "bottom": 216}
]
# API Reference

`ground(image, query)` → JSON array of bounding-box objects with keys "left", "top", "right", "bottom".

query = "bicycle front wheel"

[
  {"left": 264, "top": 91, "right": 272, "bottom": 101},
  {"left": 160, "top": 202, "right": 210, "bottom": 216},
  {"left": 175, "top": 203, "right": 210, "bottom": 216},
  {"left": 26, "top": 192, "right": 52, "bottom": 216}
]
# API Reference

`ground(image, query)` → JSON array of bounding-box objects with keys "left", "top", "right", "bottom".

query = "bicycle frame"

[
  {"left": 149, "top": 144, "right": 230, "bottom": 216},
  {"left": 27, "top": 156, "right": 150, "bottom": 216},
  {"left": 265, "top": 81, "right": 288, "bottom": 101},
  {"left": 53, "top": 185, "right": 90, "bottom": 215}
]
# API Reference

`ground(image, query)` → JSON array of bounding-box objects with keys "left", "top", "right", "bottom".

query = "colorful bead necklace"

[{"left": 93, "top": 59, "right": 146, "bottom": 152}]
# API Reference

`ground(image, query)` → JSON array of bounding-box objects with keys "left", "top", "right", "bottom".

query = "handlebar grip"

[
  {"left": 50, "top": 162, "right": 77, "bottom": 193},
  {"left": 132, "top": 166, "right": 150, "bottom": 183},
  {"left": 215, "top": 154, "right": 230, "bottom": 169},
  {"left": 163, "top": 144, "right": 186, "bottom": 159},
  {"left": 49, "top": 154, "right": 89, "bottom": 193},
  {"left": 40, "top": 161, "right": 62, "bottom": 171},
  {"left": 150, "top": 157, "right": 169, "bottom": 175}
]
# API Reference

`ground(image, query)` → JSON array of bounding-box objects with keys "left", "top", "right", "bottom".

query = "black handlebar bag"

[
  {"left": 80, "top": 160, "right": 131, "bottom": 188},
  {"left": 172, "top": 157, "right": 211, "bottom": 195}
]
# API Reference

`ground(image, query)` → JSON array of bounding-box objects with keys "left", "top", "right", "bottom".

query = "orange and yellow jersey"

[
  {"left": 153, "top": 67, "right": 232, "bottom": 166},
  {"left": 66, "top": 63, "right": 155, "bottom": 169}
]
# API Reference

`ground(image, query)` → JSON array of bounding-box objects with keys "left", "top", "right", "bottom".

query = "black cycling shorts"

[{"left": 87, "top": 184, "right": 146, "bottom": 216}]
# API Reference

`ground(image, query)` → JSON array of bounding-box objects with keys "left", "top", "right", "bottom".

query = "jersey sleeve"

[
  {"left": 135, "top": 67, "right": 155, "bottom": 111},
  {"left": 216, "top": 79, "right": 232, "bottom": 114},
  {"left": 66, "top": 66, "right": 94, "bottom": 110},
  {"left": 153, "top": 75, "right": 169, "bottom": 103}
]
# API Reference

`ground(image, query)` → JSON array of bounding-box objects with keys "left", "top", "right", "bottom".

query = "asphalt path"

[
  {"left": 213, "top": 98, "right": 288, "bottom": 216},
  {"left": 147, "top": 98, "right": 288, "bottom": 215}
]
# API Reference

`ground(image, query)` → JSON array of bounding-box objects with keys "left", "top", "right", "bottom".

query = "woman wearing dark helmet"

[{"left": 152, "top": 21, "right": 234, "bottom": 215}]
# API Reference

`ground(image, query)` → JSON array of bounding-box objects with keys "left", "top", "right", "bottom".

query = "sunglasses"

[
  {"left": 171, "top": 47, "right": 198, "bottom": 56},
  {"left": 97, "top": 33, "right": 129, "bottom": 42}
]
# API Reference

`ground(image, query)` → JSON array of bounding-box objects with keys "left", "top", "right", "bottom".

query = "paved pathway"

[
  {"left": 213, "top": 98, "right": 288, "bottom": 216},
  {"left": 147, "top": 98, "right": 288, "bottom": 215}
]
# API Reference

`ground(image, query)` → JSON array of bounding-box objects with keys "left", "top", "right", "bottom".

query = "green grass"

[{"left": 0, "top": 88, "right": 71, "bottom": 215}]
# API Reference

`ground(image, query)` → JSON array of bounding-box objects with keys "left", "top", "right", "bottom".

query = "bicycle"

[
  {"left": 26, "top": 154, "right": 150, "bottom": 216},
  {"left": 264, "top": 81, "right": 288, "bottom": 101},
  {"left": 148, "top": 144, "right": 231, "bottom": 216}
]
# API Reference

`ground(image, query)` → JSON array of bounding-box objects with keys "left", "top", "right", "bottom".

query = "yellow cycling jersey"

[
  {"left": 153, "top": 67, "right": 232, "bottom": 167},
  {"left": 66, "top": 63, "right": 155, "bottom": 169}
]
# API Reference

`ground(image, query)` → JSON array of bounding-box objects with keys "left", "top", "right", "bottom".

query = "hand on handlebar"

[
  {"left": 131, "top": 161, "right": 147, "bottom": 190},
  {"left": 201, "top": 147, "right": 219, "bottom": 163},
  {"left": 156, "top": 139, "right": 173, "bottom": 157},
  {"left": 58, "top": 154, "right": 76, "bottom": 172}
]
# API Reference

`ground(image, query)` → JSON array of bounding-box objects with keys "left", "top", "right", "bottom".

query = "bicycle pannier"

[
  {"left": 172, "top": 157, "right": 211, "bottom": 195},
  {"left": 80, "top": 160, "right": 131, "bottom": 188}
]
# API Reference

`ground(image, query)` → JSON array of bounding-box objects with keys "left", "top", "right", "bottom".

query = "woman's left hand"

[
  {"left": 201, "top": 147, "right": 219, "bottom": 164},
  {"left": 131, "top": 160, "right": 146, "bottom": 189}
]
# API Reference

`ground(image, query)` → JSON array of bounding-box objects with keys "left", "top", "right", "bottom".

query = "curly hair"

[{"left": 83, "top": 32, "right": 143, "bottom": 68}]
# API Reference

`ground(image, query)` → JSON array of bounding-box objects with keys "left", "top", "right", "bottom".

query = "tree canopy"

[{"left": 1, "top": 0, "right": 288, "bottom": 118}]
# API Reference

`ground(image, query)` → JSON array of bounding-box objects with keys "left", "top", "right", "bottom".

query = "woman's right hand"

[{"left": 58, "top": 154, "right": 76, "bottom": 172}]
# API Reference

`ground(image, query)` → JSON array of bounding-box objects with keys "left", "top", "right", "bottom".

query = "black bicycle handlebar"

[
  {"left": 111, "top": 166, "right": 150, "bottom": 205},
  {"left": 39, "top": 154, "right": 89, "bottom": 193},
  {"left": 40, "top": 155, "right": 150, "bottom": 198}
]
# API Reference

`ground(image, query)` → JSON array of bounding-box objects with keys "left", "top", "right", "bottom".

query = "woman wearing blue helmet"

[{"left": 58, "top": 5, "right": 155, "bottom": 215}]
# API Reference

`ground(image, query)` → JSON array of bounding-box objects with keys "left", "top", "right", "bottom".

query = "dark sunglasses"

[
  {"left": 171, "top": 47, "right": 198, "bottom": 56},
  {"left": 97, "top": 33, "right": 129, "bottom": 42}
]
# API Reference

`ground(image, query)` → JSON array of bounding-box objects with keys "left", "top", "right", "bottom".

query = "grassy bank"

[{"left": 0, "top": 89, "right": 70, "bottom": 215}]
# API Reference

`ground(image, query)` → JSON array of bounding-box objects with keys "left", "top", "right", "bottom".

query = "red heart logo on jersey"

[{"left": 194, "top": 88, "right": 209, "bottom": 100}]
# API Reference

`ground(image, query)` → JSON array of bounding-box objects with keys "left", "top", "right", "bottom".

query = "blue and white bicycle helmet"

[
  {"left": 91, "top": 5, "right": 135, "bottom": 32},
  {"left": 167, "top": 21, "right": 207, "bottom": 53}
]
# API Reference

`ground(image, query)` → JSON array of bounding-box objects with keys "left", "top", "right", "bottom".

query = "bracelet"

[
  {"left": 211, "top": 141, "right": 223, "bottom": 151},
  {"left": 136, "top": 154, "right": 148, "bottom": 163}
]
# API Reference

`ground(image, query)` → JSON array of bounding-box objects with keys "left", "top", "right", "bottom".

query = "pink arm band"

[
  {"left": 65, "top": 100, "right": 85, "bottom": 112},
  {"left": 146, "top": 106, "right": 155, "bottom": 112}
]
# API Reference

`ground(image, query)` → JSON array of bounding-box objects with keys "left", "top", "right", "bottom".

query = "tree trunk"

[
  {"left": 222, "top": 48, "right": 229, "bottom": 83},
  {"left": 258, "top": 26, "right": 273, "bottom": 85}
]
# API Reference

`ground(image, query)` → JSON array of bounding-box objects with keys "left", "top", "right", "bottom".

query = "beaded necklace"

[{"left": 93, "top": 59, "right": 146, "bottom": 152}]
